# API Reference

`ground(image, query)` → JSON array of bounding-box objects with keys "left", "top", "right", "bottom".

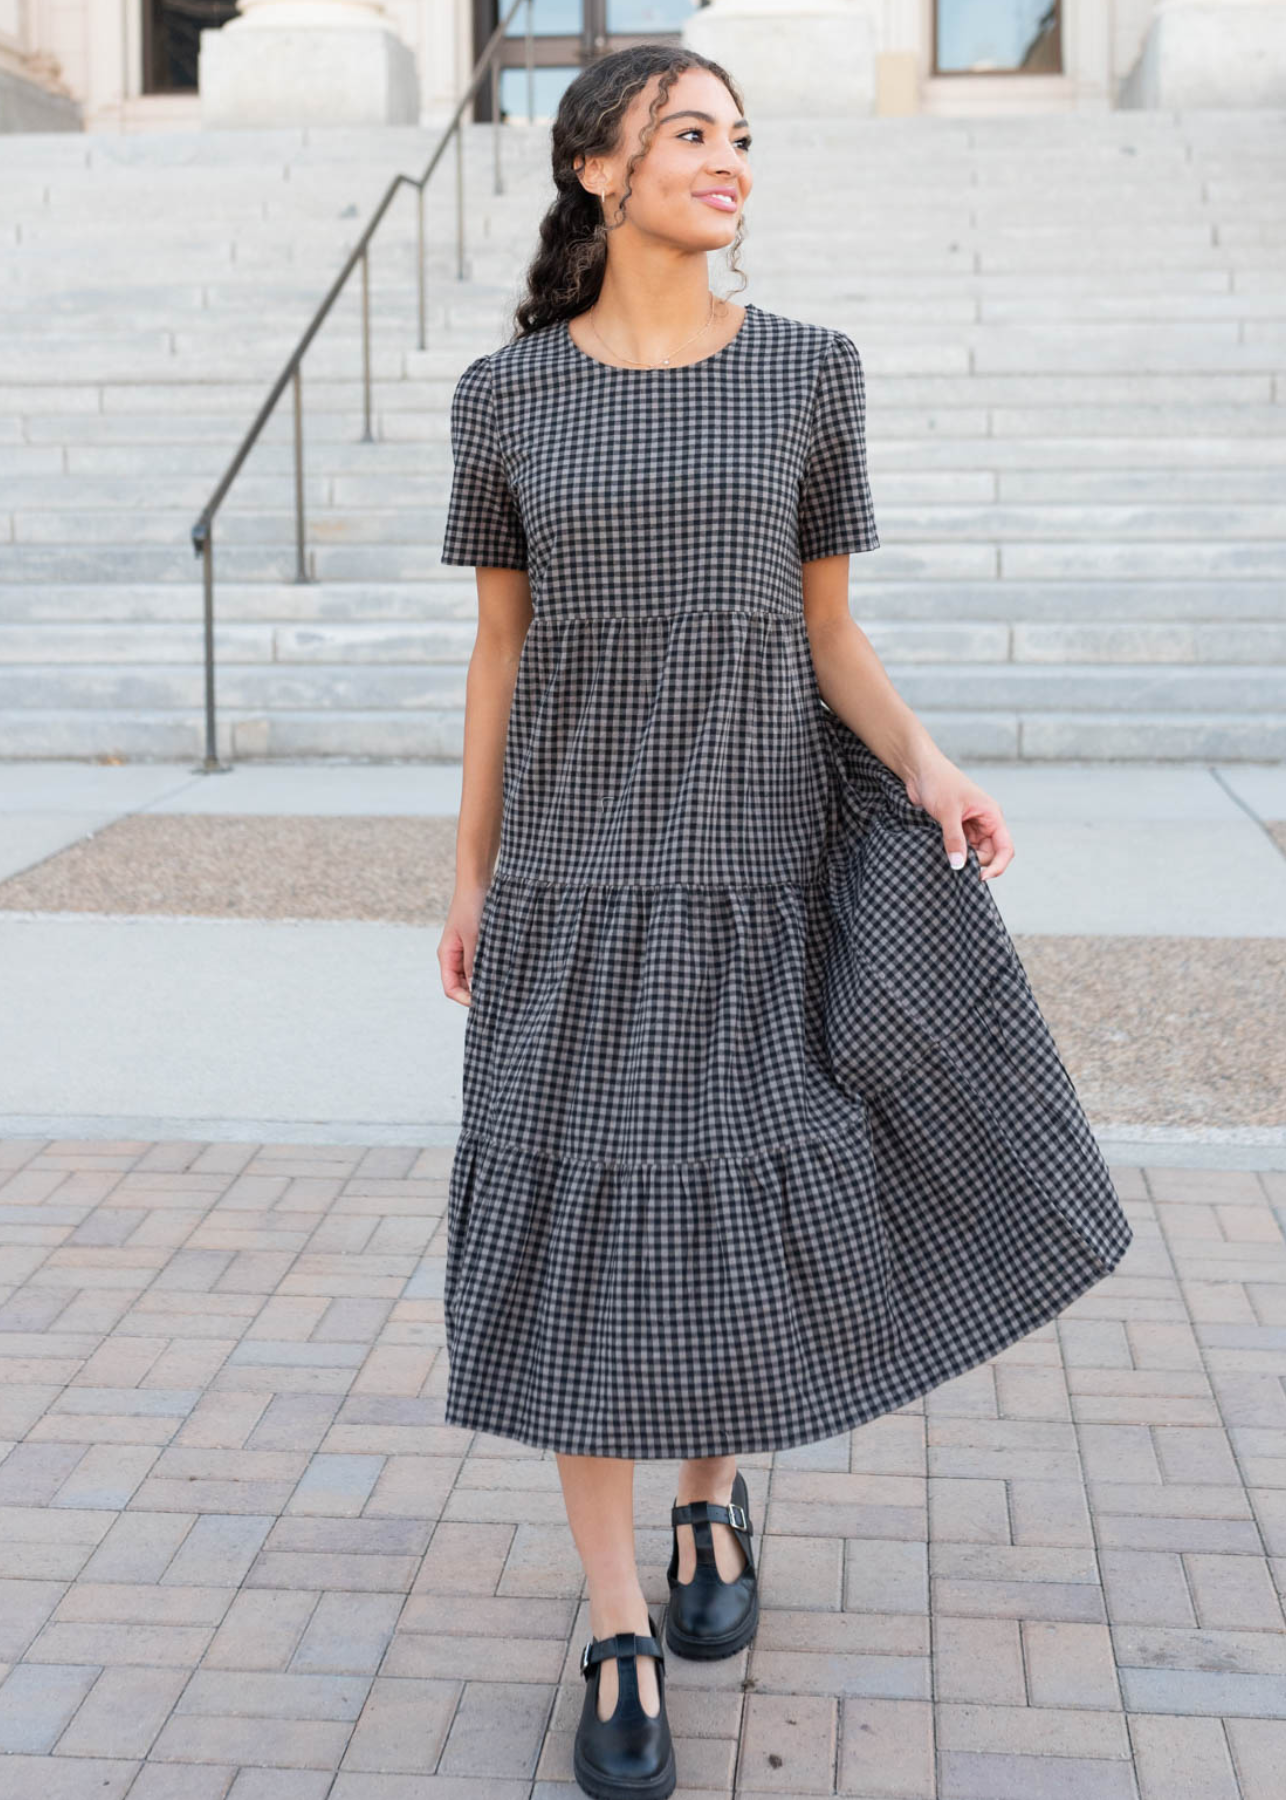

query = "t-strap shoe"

[
  {"left": 573, "top": 1613, "right": 676, "bottom": 1800},
  {"left": 664, "top": 1467, "right": 759, "bottom": 1660}
]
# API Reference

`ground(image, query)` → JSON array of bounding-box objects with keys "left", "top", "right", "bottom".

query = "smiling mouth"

[{"left": 695, "top": 193, "right": 738, "bottom": 211}]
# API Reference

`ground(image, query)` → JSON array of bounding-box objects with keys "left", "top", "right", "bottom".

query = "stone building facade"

[{"left": 1, "top": 1, "right": 1283, "bottom": 133}]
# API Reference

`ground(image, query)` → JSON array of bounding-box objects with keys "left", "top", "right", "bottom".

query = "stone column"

[
  {"left": 199, "top": 0, "right": 420, "bottom": 128},
  {"left": 1120, "top": 0, "right": 1286, "bottom": 108},
  {"left": 683, "top": 0, "right": 880, "bottom": 116},
  {"left": 0, "top": 0, "right": 81, "bottom": 130}
]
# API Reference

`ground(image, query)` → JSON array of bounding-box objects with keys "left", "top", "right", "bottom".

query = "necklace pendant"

[{"left": 661, "top": 357, "right": 670, "bottom": 366}]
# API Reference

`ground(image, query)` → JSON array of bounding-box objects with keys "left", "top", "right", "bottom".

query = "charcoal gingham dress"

[{"left": 439, "top": 301, "right": 1133, "bottom": 1460}]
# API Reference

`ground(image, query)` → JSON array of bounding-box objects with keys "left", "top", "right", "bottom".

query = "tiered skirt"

[{"left": 441, "top": 707, "right": 1133, "bottom": 1459}]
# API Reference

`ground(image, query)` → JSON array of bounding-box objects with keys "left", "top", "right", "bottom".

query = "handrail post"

[
  {"left": 360, "top": 248, "right": 373, "bottom": 443},
  {"left": 292, "top": 364, "right": 309, "bottom": 583},
  {"left": 454, "top": 118, "right": 465, "bottom": 282},
  {"left": 492, "top": 57, "right": 503, "bottom": 195},
  {"left": 197, "top": 528, "right": 228, "bottom": 773},
  {"left": 526, "top": 0, "right": 534, "bottom": 124},
  {"left": 416, "top": 180, "right": 426, "bottom": 353}
]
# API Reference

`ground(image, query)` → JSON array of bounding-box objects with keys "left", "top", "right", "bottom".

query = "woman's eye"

[{"left": 678, "top": 129, "right": 751, "bottom": 153}]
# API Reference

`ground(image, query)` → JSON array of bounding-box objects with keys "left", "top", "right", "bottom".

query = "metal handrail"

[{"left": 189, "top": 0, "right": 538, "bottom": 772}]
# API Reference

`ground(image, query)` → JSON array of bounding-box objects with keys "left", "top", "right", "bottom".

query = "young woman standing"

[{"left": 438, "top": 44, "right": 1132, "bottom": 1800}]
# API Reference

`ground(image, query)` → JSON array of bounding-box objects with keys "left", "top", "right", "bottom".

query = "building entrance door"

[
  {"left": 481, "top": 1, "right": 708, "bottom": 122},
  {"left": 143, "top": 0, "right": 240, "bottom": 93}
]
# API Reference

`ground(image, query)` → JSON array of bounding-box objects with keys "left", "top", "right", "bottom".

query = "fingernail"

[{"left": 948, "top": 851, "right": 966, "bottom": 870}]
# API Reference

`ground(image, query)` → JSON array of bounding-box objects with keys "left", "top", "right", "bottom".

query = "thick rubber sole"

[
  {"left": 573, "top": 1733, "right": 677, "bottom": 1800},
  {"left": 663, "top": 1584, "right": 760, "bottom": 1661}
]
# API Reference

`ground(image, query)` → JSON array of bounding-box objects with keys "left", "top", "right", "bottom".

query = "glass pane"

[
  {"left": 503, "top": 0, "right": 581, "bottom": 38},
  {"left": 499, "top": 63, "right": 582, "bottom": 120},
  {"left": 937, "top": 0, "right": 1060, "bottom": 74},
  {"left": 608, "top": 0, "right": 703, "bottom": 28}
]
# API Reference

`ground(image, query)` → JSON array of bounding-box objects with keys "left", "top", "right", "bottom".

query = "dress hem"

[{"left": 440, "top": 1211, "right": 1132, "bottom": 1462}]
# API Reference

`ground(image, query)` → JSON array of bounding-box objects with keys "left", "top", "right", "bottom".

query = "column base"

[
  {"left": 1121, "top": 0, "right": 1286, "bottom": 108},
  {"left": 199, "top": 22, "right": 419, "bottom": 128},
  {"left": 0, "top": 54, "right": 82, "bottom": 132},
  {"left": 683, "top": 0, "right": 877, "bottom": 116}
]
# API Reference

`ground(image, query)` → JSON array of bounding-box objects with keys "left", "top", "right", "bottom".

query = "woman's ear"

[{"left": 576, "top": 157, "right": 609, "bottom": 201}]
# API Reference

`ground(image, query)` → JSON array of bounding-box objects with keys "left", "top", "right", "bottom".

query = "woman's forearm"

[
  {"left": 455, "top": 634, "right": 524, "bottom": 892},
  {"left": 809, "top": 613, "right": 944, "bottom": 787}
]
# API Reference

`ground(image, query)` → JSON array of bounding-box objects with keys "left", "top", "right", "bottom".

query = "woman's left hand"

[{"left": 904, "top": 753, "right": 1015, "bottom": 882}]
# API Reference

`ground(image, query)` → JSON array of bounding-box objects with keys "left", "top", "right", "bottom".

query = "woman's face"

[{"left": 585, "top": 67, "right": 753, "bottom": 250}]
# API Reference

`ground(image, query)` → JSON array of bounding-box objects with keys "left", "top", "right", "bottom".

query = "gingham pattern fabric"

[{"left": 439, "top": 302, "right": 1133, "bottom": 1460}]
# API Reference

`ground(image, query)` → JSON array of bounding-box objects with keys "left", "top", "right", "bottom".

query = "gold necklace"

[{"left": 587, "top": 293, "right": 718, "bottom": 368}]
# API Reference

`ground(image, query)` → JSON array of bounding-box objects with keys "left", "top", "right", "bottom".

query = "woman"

[{"left": 437, "top": 44, "right": 1132, "bottom": 1800}]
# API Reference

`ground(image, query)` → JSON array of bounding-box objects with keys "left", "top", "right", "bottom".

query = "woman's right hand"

[{"left": 439, "top": 884, "right": 489, "bottom": 1008}]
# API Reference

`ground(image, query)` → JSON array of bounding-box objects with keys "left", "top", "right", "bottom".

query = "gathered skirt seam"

[
  {"left": 487, "top": 869, "right": 832, "bottom": 892},
  {"left": 454, "top": 1118, "right": 867, "bottom": 1174},
  {"left": 530, "top": 607, "right": 798, "bottom": 625}
]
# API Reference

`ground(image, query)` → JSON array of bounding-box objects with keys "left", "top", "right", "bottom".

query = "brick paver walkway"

[{"left": 1, "top": 1137, "right": 1284, "bottom": 1799}]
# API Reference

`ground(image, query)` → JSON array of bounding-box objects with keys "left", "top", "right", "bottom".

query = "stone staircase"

[{"left": 1, "top": 110, "right": 1284, "bottom": 763}]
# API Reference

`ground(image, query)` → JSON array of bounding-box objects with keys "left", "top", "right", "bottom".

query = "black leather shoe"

[
  {"left": 664, "top": 1467, "right": 759, "bottom": 1660},
  {"left": 573, "top": 1613, "right": 676, "bottom": 1800}
]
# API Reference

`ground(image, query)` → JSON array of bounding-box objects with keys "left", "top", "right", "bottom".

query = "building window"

[
  {"left": 486, "top": 0, "right": 710, "bottom": 122},
  {"left": 934, "top": 0, "right": 1061, "bottom": 76}
]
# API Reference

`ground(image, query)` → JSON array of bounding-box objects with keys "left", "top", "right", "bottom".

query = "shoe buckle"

[
  {"left": 726, "top": 1500, "right": 748, "bottom": 1532},
  {"left": 579, "top": 1637, "right": 593, "bottom": 1676}
]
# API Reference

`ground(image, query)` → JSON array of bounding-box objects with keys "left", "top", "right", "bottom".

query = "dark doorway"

[
  {"left": 143, "top": 0, "right": 241, "bottom": 94},
  {"left": 476, "top": 1, "right": 712, "bottom": 123}
]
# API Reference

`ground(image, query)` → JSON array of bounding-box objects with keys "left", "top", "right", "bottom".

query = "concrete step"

[
  {"left": 13, "top": 189, "right": 1275, "bottom": 222},
  {"left": 8, "top": 369, "right": 1284, "bottom": 409},
  {"left": 9, "top": 373, "right": 1285, "bottom": 410},
  {"left": 6, "top": 291, "right": 1286, "bottom": 332},
  {"left": 2, "top": 111, "right": 1284, "bottom": 761},
  {"left": 3, "top": 534, "right": 1286, "bottom": 586},
  {"left": 0, "top": 707, "right": 1281, "bottom": 767},
  {"left": 1, "top": 661, "right": 1281, "bottom": 715},
  {"left": 3, "top": 580, "right": 1282, "bottom": 627},
  {"left": 6, "top": 467, "right": 1286, "bottom": 510},
  {"left": 6, "top": 266, "right": 1278, "bottom": 304},
  {"left": 70, "top": 320, "right": 1286, "bottom": 357},
  {"left": 8, "top": 503, "right": 1286, "bottom": 554},
  {"left": 11, "top": 406, "right": 1286, "bottom": 451},
  {"left": 1, "top": 620, "right": 1284, "bottom": 669}
]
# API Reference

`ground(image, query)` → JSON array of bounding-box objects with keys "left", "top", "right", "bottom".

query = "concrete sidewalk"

[{"left": 1, "top": 758, "right": 1283, "bottom": 1166}]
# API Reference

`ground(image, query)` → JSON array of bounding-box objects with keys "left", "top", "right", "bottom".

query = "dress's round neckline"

[{"left": 562, "top": 301, "right": 757, "bottom": 373}]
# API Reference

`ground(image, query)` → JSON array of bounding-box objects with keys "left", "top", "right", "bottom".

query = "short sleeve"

[
  {"left": 440, "top": 354, "right": 529, "bottom": 569},
  {"left": 797, "top": 331, "right": 880, "bottom": 562}
]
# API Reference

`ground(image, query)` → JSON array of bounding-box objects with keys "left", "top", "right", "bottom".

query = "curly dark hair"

[{"left": 512, "top": 44, "right": 748, "bottom": 340}]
